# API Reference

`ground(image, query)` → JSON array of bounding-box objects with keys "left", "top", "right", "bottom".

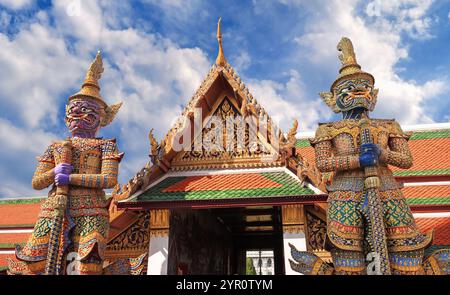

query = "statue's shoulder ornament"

[
  {"left": 36, "top": 141, "right": 59, "bottom": 163},
  {"left": 100, "top": 138, "right": 124, "bottom": 162},
  {"left": 309, "top": 120, "right": 360, "bottom": 146},
  {"left": 371, "top": 119, "right": 412, "bottom": 141},
  {"left": 310, "top": 119, "right": 411, "bottom": 146}
]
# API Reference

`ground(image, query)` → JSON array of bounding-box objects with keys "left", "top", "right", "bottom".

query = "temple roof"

[
  {"left": 404, "top": 184, "right": 450, "bottom": 208},
  {"left": 296, "top": 125, "right": 450, "bottom": 182},
  {"left": 111, "top": 21, "right": 300, "bottom": 205},
  {"left": 118, "top": 168, "right": 325, "bottom": 210},
  {"left": 415, "top": 216, "right": 450, "bottom": 245},
  {"left": 0, "top": 198, "right": 43, "bottom": 228}
]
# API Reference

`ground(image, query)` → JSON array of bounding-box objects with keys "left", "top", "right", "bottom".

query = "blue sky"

[{"left": 0, "top": 0, "right": 449, "bottom": 198}]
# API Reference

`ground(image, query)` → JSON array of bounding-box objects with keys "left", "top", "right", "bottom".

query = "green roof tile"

[
  {"left": 0, "top": 198, "right": 44, "bottom": 205},
  {"left": 406, "top": 197, "right": 450, "bottom": 206},
  {"left": 393, "top": 168, "right": 450, "bottom": 176},
  {"left": 295, "top": 139, "right": 311, "bottom": 148},
  {"left": 0, "top": 243, "right": 24, "bottom": 249},
  {"left": 409, "top": 129, "right": 450, "bottom": 140}
]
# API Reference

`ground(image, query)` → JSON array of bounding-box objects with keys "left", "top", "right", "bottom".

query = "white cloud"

[
  {"left": 0, "top": 19, "right": 84, "bottom": 128},
  {"left": 0, "top": 0, "right": 446, "bottom": 198},
  {"left": 0, "top": 0, "right": 33, "bottom": 10},
  {"left": 0, "top": 118, "right": 57, "bottom": 154},
  {"left": 248, "top": 70, "right": 332, "bottom": 131},
  {"left": 0, "top": 118, "right": 58, "bottom": 197},
  {"left": 365, "top": 0, "right": 435, "bottom": 40},
  {"left": 232, "top": 51, "right": 252, "bottom": 72},
  {"left": 288, "top": 0, "right": 447, "bottom": 125},
  {"left": 0, "top": 0, "right": 212, "bottom": 197}
]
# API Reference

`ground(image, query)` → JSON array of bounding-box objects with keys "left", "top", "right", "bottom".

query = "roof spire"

[{"left": 215, "top": 17, "right": 227, "bottom": 66}]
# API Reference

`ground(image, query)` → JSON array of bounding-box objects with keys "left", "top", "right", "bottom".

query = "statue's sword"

[
  {"left": 359, "top": 117, "right": 391, "bottom": 275},
  {"left": 45, "top": 139, "right": 72, "bottom": 275}
]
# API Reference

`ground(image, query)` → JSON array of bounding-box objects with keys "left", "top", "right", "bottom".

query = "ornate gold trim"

[
  {"left": 150, "top": 229, "right": 170, "bottom": 238},
  {"left": 150, "top": 209, "right": 170, "bottom": 230},
  {"left": 283, "top": 225, "right": 304, "bottom": 234},
  {"left": 282, "top": 204, "right": 305, "bottom": 234}
]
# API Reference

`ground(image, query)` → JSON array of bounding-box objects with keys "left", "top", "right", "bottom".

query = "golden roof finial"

[{"left": 215, "top": 17, "right": 227, "bottom": 66}]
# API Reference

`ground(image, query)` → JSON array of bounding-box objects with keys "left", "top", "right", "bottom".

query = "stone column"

[
  {"left": 147, "top": 209, "right": 170, "bottom": 275},
  {"left": 281, "top": 204, "right": 306, "bottom": 275}
]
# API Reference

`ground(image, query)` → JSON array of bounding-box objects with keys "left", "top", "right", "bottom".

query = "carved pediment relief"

[{"left": 171, "top": 95, "right": 282, "bottom": 170}]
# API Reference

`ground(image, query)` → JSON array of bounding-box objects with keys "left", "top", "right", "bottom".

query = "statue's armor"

[
  {"left": 310, "top": 118, "right": 432, "bottom": 274},
  {"left": 9, "top": 137, "right": 122, "bottom": 275}
]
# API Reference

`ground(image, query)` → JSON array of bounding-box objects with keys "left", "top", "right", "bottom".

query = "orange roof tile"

[
  {"left": 162, "top": 173, "right": 283, "bottom": 193},
  {"left": 391, "top": 137, "right": 450, "bottom": 175},
  {"left": 403, "top": 185, "right": 450, "bottom": 199},
  {"left": 296, "top": 133, "right": 450, "bottom": 178},
  {"left": 0, "top": 232, "right": 30, "bottom": 246},
  {"left": 415, "top": 217, "right": 450, "bottom": 245},
  {"left": 297, "top": 146, "right": 316, "bottom": 165},
  {"left": 0, "top": 202, "right": 42, "bottom": 227},
  {"left": 0, "top": 253, "right": 15, "bottom": 269}
]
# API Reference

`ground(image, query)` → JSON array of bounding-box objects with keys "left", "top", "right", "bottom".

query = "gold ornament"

[
  {"left": 69, "top": 51, "right": 122, "bottom": 126},
  {"left": 331, "top": 37, "right": 374, "bottom": 90},
  {"left": 148, "top": 128, "right": 159, "bottom": 157},
  {"left": 319, "top": 37, "right": 376, "bottom": 113},
  {"left": 216, "top": 17, "right": 227, "bottom": 66}
]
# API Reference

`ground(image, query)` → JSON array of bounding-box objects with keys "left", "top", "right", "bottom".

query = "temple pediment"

[{"left": 111, "top": 19, "right": 309, "bottom": 206}]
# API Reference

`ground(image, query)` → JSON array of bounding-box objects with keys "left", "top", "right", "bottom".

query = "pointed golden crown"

[
  {"left": 216, "top": 17, "right": 227, "bottom": 66},
  {"left": 69, "top": 51, "right": 107, "bottom": 108},
  {"left": 68, "top": 51, "right": 122, "bottom": 127},
  {"left": 331, "top": 37, "right": 374, "bottom": 90}
]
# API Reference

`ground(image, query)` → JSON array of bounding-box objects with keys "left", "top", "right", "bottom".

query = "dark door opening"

[
  {"left": 211, "top": 206, "right": 284, "bottom": 275},
  {"left": 168, "top": 206, "right": 284, "bottom": 275}
]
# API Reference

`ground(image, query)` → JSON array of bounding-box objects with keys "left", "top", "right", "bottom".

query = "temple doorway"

[{"left": 167, "top": 206, "right": 285, "bottom": 275}]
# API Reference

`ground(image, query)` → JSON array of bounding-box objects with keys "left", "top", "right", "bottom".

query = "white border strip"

[
  {"left": 402, "top": 122, "right": 450, "bottom": 132},
  {"left": 0, "top": 229, "right": 33, "bottom": 234},
  {"left": 296, "top": 122, "right": 450, "bottom": 139},
  {"left": 0, "top": 250, "right": 16, "bottom": 254},
  {"left": 413, "top": 212, "right": 450, "bottom": 218},
  {"left": 404, "top": 181, "right": 450, "bottom": 187}
]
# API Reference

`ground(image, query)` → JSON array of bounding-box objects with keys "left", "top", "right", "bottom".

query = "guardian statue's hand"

[
  {"left": 360, "top": 143, "right": 380, "bottom": 157},
  {"left": 359, "top": 151, "right": 378, "bottom": 167},
  {"left": 55, "top": 173, "right": 70, "bottom": 186},
  {"left": 54, "top": 163, "right": 73, "bottom": 175},
  {"left": 54, "top": 163, "right": 73, "bottom": 186}
]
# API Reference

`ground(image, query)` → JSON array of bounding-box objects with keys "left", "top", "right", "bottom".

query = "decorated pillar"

[
  {"left": 147, "top": 209, "right": 170, "bottom": 275},
  {"left": 281, "top": 204, "right": 306, "bottom": 275}
]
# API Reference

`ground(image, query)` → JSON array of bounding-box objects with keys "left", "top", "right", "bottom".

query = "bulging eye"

[
  {"left": 81, "top": 107, "right": 88, "bottom": 113},
  {"left": 347, "top": 85, "right": 354, "bottom": 91}
]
